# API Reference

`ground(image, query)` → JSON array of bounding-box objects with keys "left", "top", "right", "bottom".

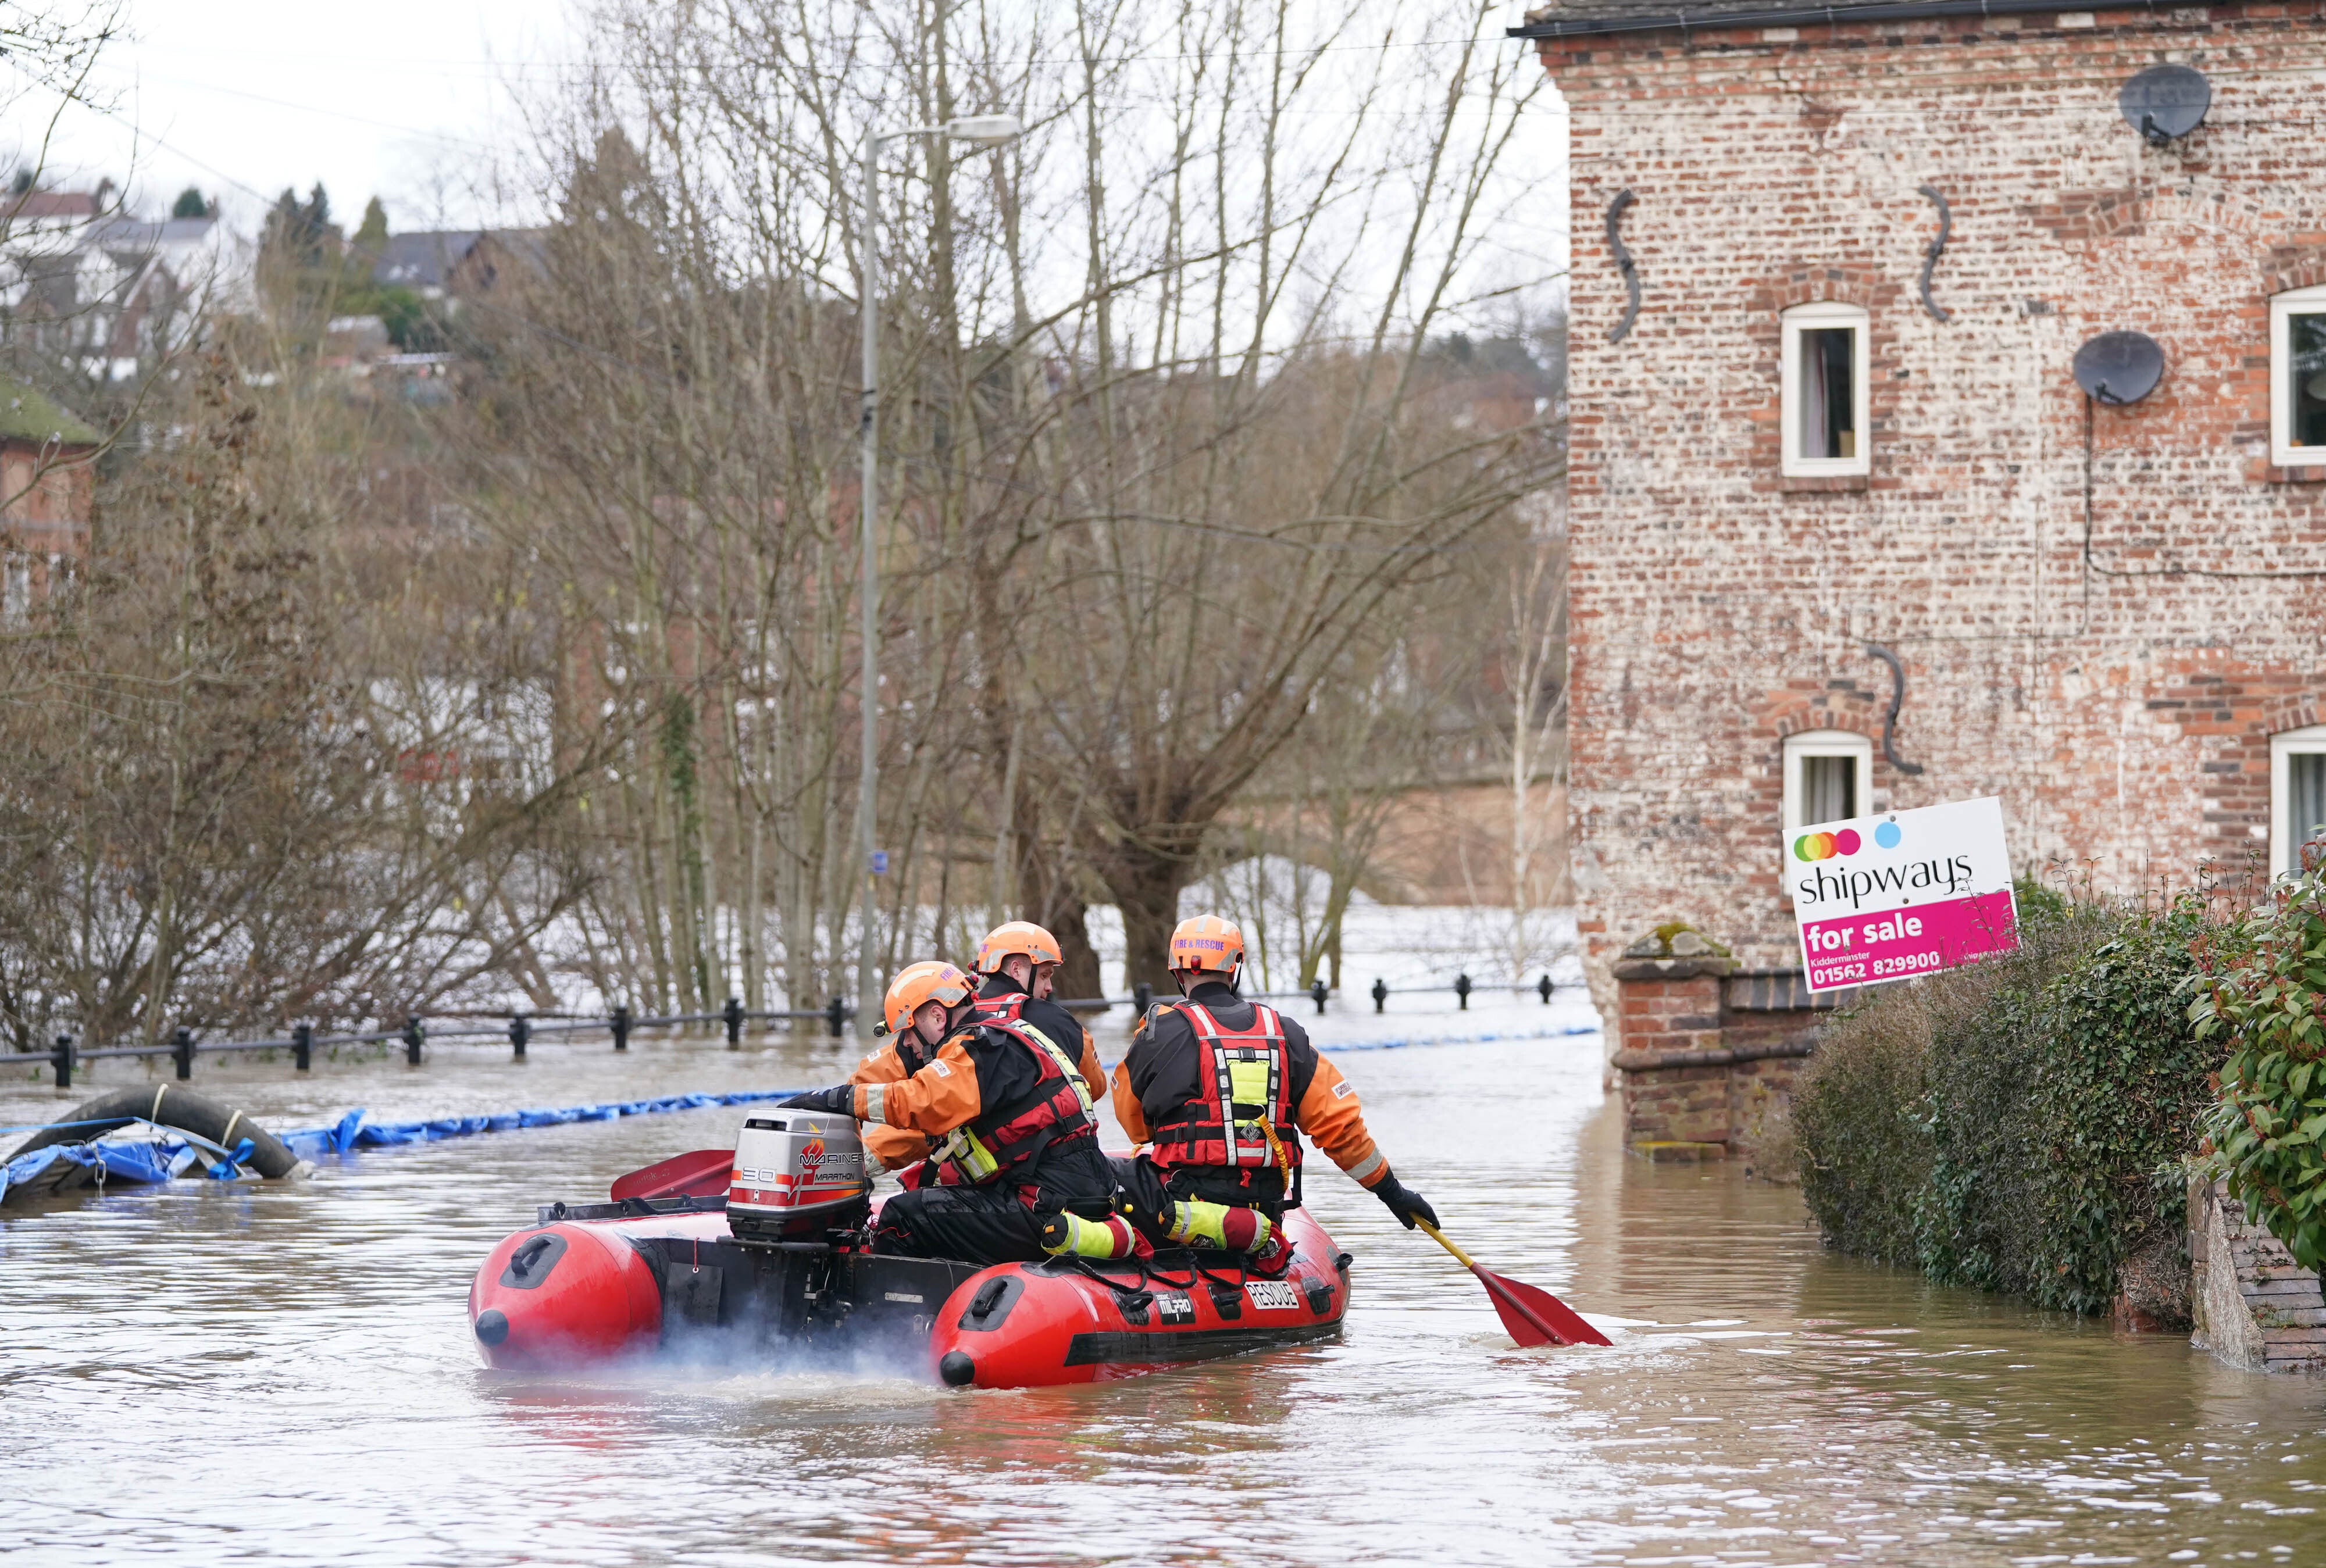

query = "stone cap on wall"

[{"left": 1612, "top": 922, "right": 1735, "bottom": 981}]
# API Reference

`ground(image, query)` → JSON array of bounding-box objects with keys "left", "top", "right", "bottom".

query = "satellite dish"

[
  {"left": 2119, "top": 64, "right": 2210, "bottom": 145},
  {"left": 2074, "top": 331, "right": 2165, "bottom": 405}
]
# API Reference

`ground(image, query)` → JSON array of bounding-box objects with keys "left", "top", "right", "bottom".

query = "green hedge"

[
  {"left": 2193, "top": 866, "right": 2326, "bottom": 1269},
  {"left": 1796, "top": 894, "right": 2214, "bottom": 1318}
]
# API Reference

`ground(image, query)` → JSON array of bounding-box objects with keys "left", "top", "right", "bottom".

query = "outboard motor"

[{"left": 727, "top": 1112, "right": 870, "bottom": 1244}]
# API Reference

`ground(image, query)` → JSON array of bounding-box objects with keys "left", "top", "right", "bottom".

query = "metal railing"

[
  {"left": 1077, "top": 972, "right": 1571, "bottom": 1020},
  {"left": 2, "top": 972, "right": 1576, "bottom": 1088},
  {"left": 1, "top": 995, "right": 857, "bottom": 1090}
]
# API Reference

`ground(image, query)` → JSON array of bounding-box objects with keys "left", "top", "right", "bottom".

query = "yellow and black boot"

[
  {"left": 1164, "top": 1199, "right": 1294, "bottom": 1274},
  {"left": 1039, "top": 1209, "right": 1139, "bottom": 1260}
]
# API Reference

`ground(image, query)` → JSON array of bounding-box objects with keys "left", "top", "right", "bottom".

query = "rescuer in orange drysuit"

[
  {"left": 1094, "top": 913, "right": 1437, "bottom": 1270},
  {"left": 844, "top": 924, "right": 1107, "bottom": 1187},
  {"left": 784, "top": 942, "right": 1118, "bottom": 1265}
]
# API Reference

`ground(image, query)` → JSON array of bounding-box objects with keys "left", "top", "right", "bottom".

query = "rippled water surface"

[{"left": 6, "top": 1001, "right": 2326, "bottom": 1566}]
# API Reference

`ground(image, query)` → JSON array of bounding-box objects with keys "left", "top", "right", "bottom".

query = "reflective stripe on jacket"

[
  {"left": 851, "top": 1015, "right": 1099, "bottom": 1190},
  {"left": 850, "top": 1039, "right": 934, "bottom": 1172},
  {"left": 1145, "top": 1000, "right": 1304, "bottom": 1177}
]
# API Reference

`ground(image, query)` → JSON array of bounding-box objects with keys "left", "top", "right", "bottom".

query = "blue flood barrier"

[
  {"left": 2, "top": 1088, "right": 807, "bottom": 1203},
  {"left": 273, "top": 1088, "right": 807, "bottom": 1160},
  {"left": 1327, "top": 1023, "right": 1600, "bottom": 1053}
]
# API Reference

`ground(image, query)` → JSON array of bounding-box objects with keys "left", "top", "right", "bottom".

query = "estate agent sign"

[{"left": 1786, "top": 795, "right": 2018, "bottom": 993}]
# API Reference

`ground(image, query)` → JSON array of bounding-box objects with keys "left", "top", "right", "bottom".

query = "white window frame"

[
  {"left": 1780, "top": 302, "right": 1871, "bottom": 478},
  {"left": 2271, "top": 724, "right": 2326, "bottom": 877},
  {"left": 2271, "top": 283, "right": 2326, "bottom": 468},
  {"left": 1783, "top": 728, "right": 1873, "bottom": 832}
]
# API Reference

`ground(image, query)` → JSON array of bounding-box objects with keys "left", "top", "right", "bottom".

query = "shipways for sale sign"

[{"left": 1788, "top": 796, "right": 2018, "bottom": 993}]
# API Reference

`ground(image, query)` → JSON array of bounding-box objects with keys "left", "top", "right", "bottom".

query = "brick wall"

[
  {"left": 1609, "top": 940, "right": 1828, "bottom": 1156},
  {"left": 1533, "top": 5, "right": 2326, "bottom": 1023}
]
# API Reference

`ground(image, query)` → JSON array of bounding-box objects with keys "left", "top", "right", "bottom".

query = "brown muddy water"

[{"left": 4, "top": 1002, "right": 2325, "bottom": 1567}]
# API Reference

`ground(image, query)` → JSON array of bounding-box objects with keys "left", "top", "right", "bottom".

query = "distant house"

[
  {"left": 1, "top": 188, "right": 104, "bottom": 234},
  {"left": 372, "top": 229, "right": 543, "bottom": 303},
  {"left": 0, "top": 378, "right": 99, "bottom": 624},
  {"left": 0, "top": 190, "right": 228, "bottom": 380},
  {"left": 371, "top": 231, "right": 483, "bottom": 300}
]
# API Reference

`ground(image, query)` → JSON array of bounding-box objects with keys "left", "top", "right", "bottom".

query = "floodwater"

[{"left": 6, "top": 998, "right": 2326, "bottom": 1567}]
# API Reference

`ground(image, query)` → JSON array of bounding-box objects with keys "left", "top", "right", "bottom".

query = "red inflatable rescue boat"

[{"left": 467, "top": 1110, "right": 1350, "bottom": 1388}]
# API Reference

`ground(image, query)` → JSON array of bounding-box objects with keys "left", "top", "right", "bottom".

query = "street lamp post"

[{"left": 857, "top": 113, "right": 1022, "bottom": 1041}]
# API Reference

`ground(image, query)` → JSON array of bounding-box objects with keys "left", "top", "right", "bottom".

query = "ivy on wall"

[{"left": 2193, "top": 867, "right": 2326, "bottom": 1270}]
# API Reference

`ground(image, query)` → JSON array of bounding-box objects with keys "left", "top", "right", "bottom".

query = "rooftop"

[
  {"left": 1, "top": 190, "right": 101, "bottom": 223},
  {"left": 1512, "top": 0, "right": 2181, "bottom": 38},
  {"left": 372, "top": 231, "right": 483, "bottom": 290},
  {"left": 0, "top": 380, "right": 101, "bottom": 448}
]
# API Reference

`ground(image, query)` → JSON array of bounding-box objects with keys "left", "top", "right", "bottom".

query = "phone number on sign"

[
  {"left": 1809, "top": 949, "right": 1946, "bottom": 985},
  {"left": 1814, "top": 940, "right": 1945, "bottom": 977}
]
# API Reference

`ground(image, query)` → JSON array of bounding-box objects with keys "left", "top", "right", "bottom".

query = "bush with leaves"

[
  {"left": 1799, "top": 889, "right": 2214, "bottom": 1318},
  {"left": 2192, "top": 866, "right": 2326, "bottom": 1270}
]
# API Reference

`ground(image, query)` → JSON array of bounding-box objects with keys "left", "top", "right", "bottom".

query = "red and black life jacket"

[
  {"left": 1147, "top": 1001, "right": 1303, "bottom": 1177},
  {"left": 921, "top": 1005, "right": 1098, "bottom": 1190}
]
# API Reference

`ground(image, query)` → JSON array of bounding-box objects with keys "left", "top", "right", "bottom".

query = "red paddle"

[
  {"left": 1417, "top": 1219, "right": 1611, "bottom": 1348},
  {"left": 611, "top": 1148, "right": 734, "bottom": 1202}
]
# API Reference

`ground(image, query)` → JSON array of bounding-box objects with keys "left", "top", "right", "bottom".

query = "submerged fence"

[{"left": 1, "top": 970, "right": 1574, "bottom": 1089}]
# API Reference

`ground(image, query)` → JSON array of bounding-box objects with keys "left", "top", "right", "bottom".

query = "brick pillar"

[{"left": 1611, "top": 927, "right": 1735, "bottom": 1157}]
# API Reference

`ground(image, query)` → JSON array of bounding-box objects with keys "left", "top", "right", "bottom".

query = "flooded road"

[{"left": 6, "top": 1001, "right": 2326, "bottom": 1566}]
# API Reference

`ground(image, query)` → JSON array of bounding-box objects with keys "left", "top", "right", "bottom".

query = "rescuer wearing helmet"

[
  {"left": 1109, "top": 913, "right": 1438, "bottom": 1266},
  {"left": 784, "top": 952, "right": 1121, "bottom": 1265},
  {"left": 965, "top": 919, "right": 1137, "bottom": 1262},
  {"left": 844, "top": 959, "right": 973, "bottom": 1178},
  {"left": 844, "top": 928, "right": 1110, "bottom": 1194}
]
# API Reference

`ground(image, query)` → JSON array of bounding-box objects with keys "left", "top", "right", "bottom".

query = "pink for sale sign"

[{"left": 1786, "top": 796, "right": 2018, "bottom": 993}]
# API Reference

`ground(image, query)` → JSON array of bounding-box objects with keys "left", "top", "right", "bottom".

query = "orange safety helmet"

[
  {"left": 881, "top": 960, "right": 975, "bottom": 1037},
  {"left": 1168, "top": 914, "right": 1244, "bottom": 977},
  {"left": 972, "top": 920, "right": 1064, "bottom": 975}
]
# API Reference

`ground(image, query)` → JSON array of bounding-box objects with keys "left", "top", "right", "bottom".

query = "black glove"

[
  {"left": 781, "top": 1085, "right": 857, "bottom": 1116},
  {"left": 1374, "top": 1174, "right": 1439, "bottom": 1231}
]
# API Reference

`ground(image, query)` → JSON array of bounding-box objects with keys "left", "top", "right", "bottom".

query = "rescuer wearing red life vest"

[
  {"left": 965, "top": 920, "right": 1144, "bottom": 1261},
  {"left": 1107, "top": 913, "right": 1438, "bottom": 1267},
  {"left": 844, "top": 926, "right": 1109, "bottom": 1192},
  {"left": 784, "top": 953, "right": 1121, "bottom": 1265}
]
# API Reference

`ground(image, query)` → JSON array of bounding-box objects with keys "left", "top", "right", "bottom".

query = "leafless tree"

[{"left": 0, "top": 349, "right": 591, "bottom": 1048}]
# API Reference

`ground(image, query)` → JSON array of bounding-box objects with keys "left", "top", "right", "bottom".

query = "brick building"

[
  {"left": 0, "top": 379, "right": 98, "bottom": 624},
  {"left": 1517, "top": 0, "right": 2326, "bottom": 1036}
]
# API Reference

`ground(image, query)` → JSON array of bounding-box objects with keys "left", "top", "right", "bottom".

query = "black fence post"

[
  {"left": 611, "top": 1005, "right": 630, "bottom": 1053},
  {"left": 1309, "top": 978, "right": 1328, "bottom": 1015},
  {"left": 172, "top": 1026, "right": 194, "bottom": 1081},
  {"left": 509, "top": 1013, "right": 530, "bottom": 1059},
  {"left": 403, "top": 1016, "right": 424, "bottom": 1066},
  {"left": 51, "top": 1033, "right": 73, "bottom": 1092},
  {"left": 1371, "top": 978, "right": 1388, "bottom": 1014},
  {"left": 1132, "top": 981, "right": 1153, "bottom": 1022},
  {"left": 825, "top": 996, "right": 846, "bottom": 1038},
  {"left": 724, "top": 995, "right": 744, "bottom": 1048},
  {"left": 292, "top": 1023, "right": 313, "bottom": 1072},
  {"left": 1537, "top": 974, "right": 1554, "bottom": 1005},
  {"left": 1454, "top": 974, "right": 1472, "bottom": 1011}
]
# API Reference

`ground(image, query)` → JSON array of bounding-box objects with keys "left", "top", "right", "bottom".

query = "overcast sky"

[{"left": 13, "top": 0, "right": 577, "bottom": 233}]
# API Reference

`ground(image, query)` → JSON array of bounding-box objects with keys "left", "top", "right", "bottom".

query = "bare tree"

[{"left": 0, "top": 351, "right": 590, "bottom": 1048}]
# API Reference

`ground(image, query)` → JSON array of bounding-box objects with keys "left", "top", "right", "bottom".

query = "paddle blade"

[
  {"left": 611, "top": 1147, "right": 733, "bottom": 1202},
  {"left": 1474, "top": 1265, "right": 1611, "bottom": 1348}
]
